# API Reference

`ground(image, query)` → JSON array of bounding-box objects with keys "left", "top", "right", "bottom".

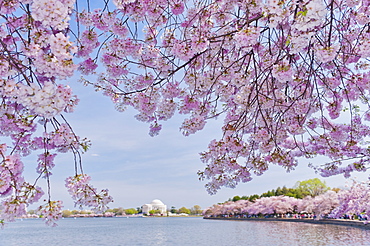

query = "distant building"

[{"left": 142, "top": 199, "right": 167, "bottom": 215}]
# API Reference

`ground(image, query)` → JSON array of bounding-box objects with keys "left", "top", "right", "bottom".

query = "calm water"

[{"left": 1, "top": 217, "right": 370, "bottom": 246}]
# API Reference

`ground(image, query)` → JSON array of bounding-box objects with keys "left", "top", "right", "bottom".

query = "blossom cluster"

[
  {"left": 0, "top": 144, "right": 44, "bottom": 223},
  {"left": 31, "top": 0, "right": 75, "bottom": 30},
  {"left": 24, "top": 32, "right": 78, "bottom": 80},
  {"left": 37, "top": 200, "right": 64, "bottom": 227},
  {"left": 0, "top": 0, "right": 113, "bottom": 227},
  {"left": 50, "top": 0, "right": 370, "bottom": 198},
  {"left": 65, "top": 174, "right": 113, "bottom": 213},
  {"left": 3, "top": 81, "right": 77, "bottom": 119},
  {"left": 2, "top": 0, "right": 370, "bottom": 227}
]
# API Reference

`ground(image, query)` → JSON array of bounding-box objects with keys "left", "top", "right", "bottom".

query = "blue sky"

[{"left": 22, "top": 80, "right": 369, "bottom": 212}]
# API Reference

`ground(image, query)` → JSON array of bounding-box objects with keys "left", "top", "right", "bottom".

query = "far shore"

[{"left": 203, "top": 217, "right": 370, "bottom": 230}]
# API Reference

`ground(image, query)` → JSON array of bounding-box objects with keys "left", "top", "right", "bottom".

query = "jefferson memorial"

[{"left": 142, "top": 199, "right": 167, "bottom": 215}]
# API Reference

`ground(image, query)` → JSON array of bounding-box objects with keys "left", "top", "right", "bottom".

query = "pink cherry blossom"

[
  {"left": 65, "top": 174, "right": 113, "bottom": 212},
  {"left": 2, "top": 0, "right": 370, "bottom": 226}
]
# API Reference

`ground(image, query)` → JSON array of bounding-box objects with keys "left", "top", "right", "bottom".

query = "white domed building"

[{"left": 142, "top": 199, "right": 167, "bottom": 215}]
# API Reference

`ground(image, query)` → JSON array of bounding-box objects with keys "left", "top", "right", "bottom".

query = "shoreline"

[{"left": 203, "top": 217, "right": 370, "bottom": 230}]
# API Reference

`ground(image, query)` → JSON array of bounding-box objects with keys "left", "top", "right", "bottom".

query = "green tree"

[
  {"left": 125, "top": 208, "right": 138, "bottom": 215},
  {"left": 62, "top": 210, "right": 72, "bottom": 218},
  {"left": 170, "top": 206, "right": 177, "bottom": 214},
  {"left": 105, "top": 207, "right": 125, "bottom": 215},
  {"left": 248, "top": 194, "right": 260, "bottom": 201},
  {"left": 114, "top": 207, "right": 125, "bottom": 215},
  {"left": 190, "top": 205, "right": 202, "bottom": 215},
  {"left": 149, "top": 209, "right": 161, "bottom": 215},
  {"left": 79, "top": 210, "right": 91, "bottom": 215},
  {"left": 178, "top": 207, "right": 191, "bottom": 214},
  {"left": 232, "top": 195, "right": 241, "bottom": 202},
  {"left": 281, "top": 186, "right": 289, "bottom": 195},
  {"left": 295, "top": 178, "right": 330, "bottom": 197},
  {"left": 275, "top": 187, "right": 284, "bottom": 196},
  {"left": 283, "top": 188, "right": 303, "bottom": 199},
  {"left": 289, "top": 188, "right": 304, "bottom": 199},
  {"left": 261, "top": 190, "right": 275, "bottom": 197}
]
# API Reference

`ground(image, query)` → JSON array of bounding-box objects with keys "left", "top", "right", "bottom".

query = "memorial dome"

[
  {"left": 151, "top": 199, "right": 164, "bottom": 205},
  {"left": 142, "top": 199, "right": 167, "bottom": 214}
]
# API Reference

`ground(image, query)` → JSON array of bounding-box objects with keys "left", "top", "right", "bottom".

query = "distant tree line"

[
  {"left": 205, "top": 180, "right": 370, "bottom": 221},
  {"left": 169, "top": 205, "right": 203, "bottom": 215},
  {"left": 55, "top": 205, "right": 203, "bottom": 218},
  {"left": 56, "top": 208, "right": 136, "bottom": 218},
  {"left": 228, "top": 178, "right": 331, "bottom": 202}
]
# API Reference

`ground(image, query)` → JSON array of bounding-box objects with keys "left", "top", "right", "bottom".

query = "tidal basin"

[{"left": 2, "top": 217, "right": 370, "bottom": 246}]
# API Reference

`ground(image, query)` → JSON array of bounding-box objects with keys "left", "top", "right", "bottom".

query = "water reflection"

[
  {"left": 229, "top": 220, "right": 370, "bottom": 246},
  {"left": 2, "top": 217, "right": 370, "bottom": 246}
]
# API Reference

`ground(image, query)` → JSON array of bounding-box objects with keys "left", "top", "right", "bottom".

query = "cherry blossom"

[
  {"left": 37, "top": 200, "right": 63, "bottom": 227},
  {"left": 330, "top": 181, "right": 370, "bottom": 222},
  {"left": 1, "top": 0, "right": 370, "bottom": 226},
  {"left": 65, "top": 174, "right": 113, "bottom": 212},
  {"left": 204, "top": 190, "right": 358, "bottom": 221}
]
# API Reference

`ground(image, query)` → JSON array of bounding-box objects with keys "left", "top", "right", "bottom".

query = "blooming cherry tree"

[
  {"left": 297, "top": 191, "right": 340, "bottom": 218},
  {"left": 204, "top": 190, "right": 350, "bottom": 220},
  {"left": 1, "top": 0, "right": 370, "bottom": 225},
  {"left": 330, "top": 181, "right": 370, "bottom": 221}
]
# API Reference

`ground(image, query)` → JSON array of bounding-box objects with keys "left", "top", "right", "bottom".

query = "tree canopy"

[
  {"left": 1, "top": 0, "right": 370, "bottom": 226},
  {"left": 148, "top": 209, "right": 162, "bottom": 215},
  {"left": 190, "top": 205, "right": 203, "bottom": 215},
  {"left": 205, "top": 180, "right": 370, "bottom": 220},
  {"left": 228, "top": 178, "right": 329, "bottom": 202},
  {"left": 178, "top": 207, "right": 191, "bottom": 214},
  {"left": 125, "top": 208, "right": 138, "bottom": 215},
  {"left": 294, "top": 178, "right": 330, "bottom": 197}
]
